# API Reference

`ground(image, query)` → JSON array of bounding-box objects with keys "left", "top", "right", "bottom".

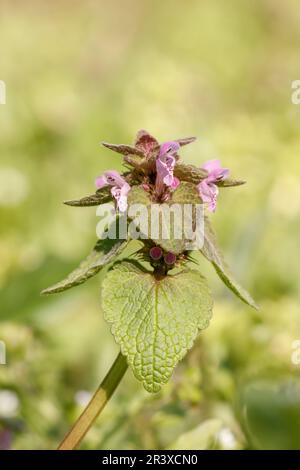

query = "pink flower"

[
  {"left": 110, "top": 184, "right": 130, "bottom": 212},
  {"left": 95, "top": 170, "right": 126, "bottom": 189},
  {"left": 202, "top": 160, "right": 229, "bottom": 182},
  {"left": 155, "top": 141, "right": 180, "bottom": 195},
  {"left": 197, "top": 160, "right": 229, "bottom": 212},
  {"left": 95, "top": 170, "right": 130, "bottom": 212}
]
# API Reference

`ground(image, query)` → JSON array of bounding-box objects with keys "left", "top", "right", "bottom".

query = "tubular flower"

[
  {"left": 197, "top": 160, "right": 229, "bottom": 212},
  {"left": 95, "top": 170, "right": 130, "bottom": 212},
  {"left": 155, "top": 141, "right": 180, "bottom": 196}
]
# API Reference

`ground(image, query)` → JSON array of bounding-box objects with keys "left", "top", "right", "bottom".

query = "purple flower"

[
  {"left": 95, "top": 170, "right": 130, "bottom": 212},
  {"left": 95, "top": 170, "right": 126, "bottom": 189},
  {"left": 197, "top": 160, "right": 229, "bottom": 212},
  {"left": 202, "top": 160, "right": 229, "bottom": 182},
  {"left": 155, "top": 141, "right": 180, "bottom": 195}
]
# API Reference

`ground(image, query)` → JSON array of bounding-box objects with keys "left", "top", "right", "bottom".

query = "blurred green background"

[{"left": 1, "top": 0, "right": 300, "bottom": 450}]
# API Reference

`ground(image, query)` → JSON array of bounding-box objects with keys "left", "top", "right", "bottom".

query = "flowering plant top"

[
  {"left": 42, "top": 130, "right": 257, "bottom": 395},
  {"left": 94, "top": 130, "right": 241, "bottom": 213}
]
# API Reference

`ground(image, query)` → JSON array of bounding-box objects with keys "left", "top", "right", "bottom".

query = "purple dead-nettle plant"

[{"left": 42, "top": 130, "right": 258, "bottom": 450}]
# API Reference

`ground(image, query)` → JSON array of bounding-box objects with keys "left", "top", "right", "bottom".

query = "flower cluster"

[{"left": 95, "top": 130, "right": 232, "bottom": 213}]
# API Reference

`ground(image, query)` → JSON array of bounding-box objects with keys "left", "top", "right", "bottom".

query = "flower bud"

[
  {"left": 149, "top": 246, "right": 163, "bottom": 261},
  {"left": 164, "top": 252, "right": 176, "bottom": 265}
]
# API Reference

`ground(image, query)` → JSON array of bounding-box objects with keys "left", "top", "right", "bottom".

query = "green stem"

[{"left": 58, "top": 352, "right": 128, "bottom": 450}]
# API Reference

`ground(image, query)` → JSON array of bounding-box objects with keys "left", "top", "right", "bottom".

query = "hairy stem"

[{"left": 58, "top": 352, "right": 128, "bottom": 450}]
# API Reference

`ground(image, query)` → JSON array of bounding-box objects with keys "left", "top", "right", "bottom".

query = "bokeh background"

[{"left": 1, "top": 0, "right": 300, "bottom": 450}]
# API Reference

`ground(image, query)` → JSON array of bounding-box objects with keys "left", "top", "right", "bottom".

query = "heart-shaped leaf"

[
  {"left": 159, "top": 182, "right": 203, "bottom": 253},
  {"left": 201, "top": 217, "right": 258, "bottom": 309},
  {"left": 127, "top": 185, "right": 152, "bottom": 206},
  {"left": 171, "top": 181, "right": 201, "bottom": 204},
  {"left": 41, "top": 238, "right": 128, "bottom": 295},
  {"left": 127, "top": 183, "right": 203, "bottom": 254},
  {"left": 101, "top": 261, "right": 213, "bottom": 392}
]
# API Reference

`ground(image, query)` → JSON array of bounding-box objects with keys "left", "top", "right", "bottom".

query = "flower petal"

[
  {"left": 202, "top": 159, "right": 222, "bottom": 173},
  {"left": 171, "top": 177, "right": 180, "bottom": 189},
  {"left": 120, "top": 182, "right": 131, "bottom": 197},
  {"left": 201, "top": 159, "right": 229, "bottom": 183},
  {"left": 104, "top": 170, "right": 127, "bottom": 188},
  {"left": 198, "top": 180, "right": 219, "bottom": 212},
  {"left": 111, "top": 182, "right": 130, "bottom": 212},
  {"left": 159, "top": 141, "right": 180, "bottom": 158},
  {"left": 95, "top": 175, "right": 107, "bottom": 189},
  {"left": 156, "top": 154, "right": 176, "bottom": 189}
]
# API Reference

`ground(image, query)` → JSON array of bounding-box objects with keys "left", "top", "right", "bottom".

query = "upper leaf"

[
  {"left": 123, "top": 154, "right": 149, "bottom": 172},
  {"left": 171, "top": 181, "right": 201, "bottom": 205},
  {"left": 127, "top": 185, "right": 152, "bottom": 206},
  {"left": 174, "top": 162, "right": 208, "bottom": 184},
  {"left": 127, "top": 183, "right": 203, "bottom": 254},
  {"left": 217, "top": 178, "right": 246, "bottom": 187},
  {"left": 41, "top": 238, "right": 128, "bottom": 295},
  {"left": 101, "top": 261, "right": 213, "bottom": 392},
  {"left": 64, "top": 186, "right": 112, "bottom": 207},
  {"left": 175, "top": 136, "right": 197, "bottom": 147},
  {"left": 200, "top": 217, "right": 258, "bottom": 309},
  {"left": 134, "top": 129, "right": 159, "bottom": 157},
  {"left": 102, "top": 141, "right": 144, "bottom": 157}
]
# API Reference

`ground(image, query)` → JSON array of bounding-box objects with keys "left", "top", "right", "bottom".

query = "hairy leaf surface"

[
  {"left": 42, "top": 238, "right": 128, "bottom": 295},
  {"left": 102, "top": 261, "right": 213, "bottom": 392}
]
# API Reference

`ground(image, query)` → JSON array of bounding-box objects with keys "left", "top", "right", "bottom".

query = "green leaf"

[
  {"left": 156, "top": 182, "right": 202, "bottom": 254},
  {"left": 201, "top": 217, "right": 258, "bottom": 309},
  {"left": 41, "top": 238, "right": 128, "bottom": 295},
  {"left": 171, "top": 181, "right": 201, "bottom": 205},
  {"left": 64, "top": 186, "right": 112, "bottom": 207},
  {"left": 175, "top": 136, "right": 197, "bottom": 147},
  {"left": 174, "top": 162, "right": 208, "bottom": 184},
  {"left": 101, "top": 261, "right": 213, "bottom": 392},
  {"left": 102, "top": 141, "right": 144, "bottom": 157},
  {"left": 217, "top": 178, "right": 246, "bottom": 187},
  {"left": 127, "top": 183, "right": 203, "bottom": 255},
  {"left": 127, "top": 185, "right": 152, "bottom": 206},
  {"left": 123, "top": 154, "right": 147, "bottom": 170}
]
